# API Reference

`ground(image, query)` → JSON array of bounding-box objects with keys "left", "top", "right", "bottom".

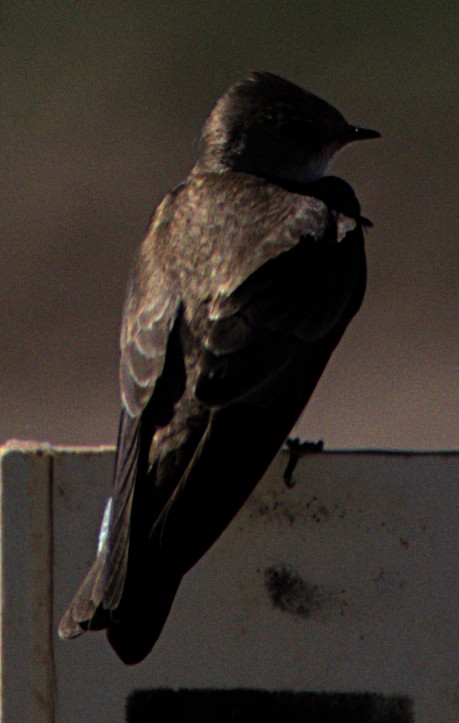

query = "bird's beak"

[{"left": 347, "top": 125, "right": 381, "bottom": 141}]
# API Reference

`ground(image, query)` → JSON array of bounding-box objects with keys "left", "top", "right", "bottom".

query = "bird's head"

[{"left": 195, "top": 71, "right": 380, "bottom": 183}]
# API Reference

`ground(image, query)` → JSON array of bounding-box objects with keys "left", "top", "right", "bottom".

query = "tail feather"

[
  {"left": 106, "top": 575, "right": 181, "bottom": 665},
  {"left": 58, "top": 553, "right": 181, "bottom": 665},
  {"left": 58, "top": 555, "right": 109, "bottom": 639}
]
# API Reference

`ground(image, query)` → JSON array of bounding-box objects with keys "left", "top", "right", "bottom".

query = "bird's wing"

[
  {"left": 120, "top": 279, "right": 182, "bottom": 418},
  {"left": 148, "top": 178, "right": 365, "bottom": 585},
  {"left": 59, "top": 174, "right": 364, "bottom": 654},
  {"left": 101, "top": 181, "right": 338, "bottom": 634},
  {"left": 103, "top": 189, "right": 187, "bottom": 608},
  {"left": 59, "top": 190, "right": 185, "bottom": 637},
  {"left": 193, "top": 178, "right": 361, "bottom": 408}
]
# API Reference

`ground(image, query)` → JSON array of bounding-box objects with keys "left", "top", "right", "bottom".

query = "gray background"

[{"left": 2, "top": 1, "right": 458, "bottom": 450}]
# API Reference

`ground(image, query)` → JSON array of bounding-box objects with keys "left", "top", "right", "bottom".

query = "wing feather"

[{"left": 194, "top": 183, "right": 363, "bottom": 408}]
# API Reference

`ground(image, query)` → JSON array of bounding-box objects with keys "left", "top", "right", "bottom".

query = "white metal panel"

[{"left": 1, "top": 443, "right": 458, "bottom": 722}]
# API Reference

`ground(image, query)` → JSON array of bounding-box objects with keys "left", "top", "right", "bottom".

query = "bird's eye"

[{"left": 278, "top": 119, "right": 321, "bottom": 144}]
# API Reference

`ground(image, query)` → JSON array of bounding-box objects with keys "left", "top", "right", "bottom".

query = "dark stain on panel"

[{"left": 126, "top": 688, "right": 413, "bottom": 722}]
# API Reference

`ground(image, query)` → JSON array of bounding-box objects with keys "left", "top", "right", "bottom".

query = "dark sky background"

[{"left": 2, "top": 1, "right": 458, "bottom": 451}]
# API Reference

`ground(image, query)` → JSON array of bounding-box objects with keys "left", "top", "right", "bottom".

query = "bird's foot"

[{"left": 283, "top": 437, "right": 324, "bottom": 488}]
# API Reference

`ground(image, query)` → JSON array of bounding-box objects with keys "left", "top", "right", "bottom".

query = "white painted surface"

[{"left": 1, "top": 443, "right": 458, "bottom": 722}]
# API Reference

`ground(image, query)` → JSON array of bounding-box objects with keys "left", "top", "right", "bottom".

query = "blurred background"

[{"left": 2, "top": 0, "right": 457, "bottom": 450}]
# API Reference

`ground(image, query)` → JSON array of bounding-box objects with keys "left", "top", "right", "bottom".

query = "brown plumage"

[{"left": 59, "top": 72, "right": 379, "bottom": 664}]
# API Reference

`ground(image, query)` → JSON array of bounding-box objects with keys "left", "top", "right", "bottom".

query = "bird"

[{"left": 58, "top": 71, "right": 380, "bottom": 664}]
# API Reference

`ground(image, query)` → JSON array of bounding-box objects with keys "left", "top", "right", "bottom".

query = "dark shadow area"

[{"left": 126, "top": 688, "right": 413, "bottom": 722}]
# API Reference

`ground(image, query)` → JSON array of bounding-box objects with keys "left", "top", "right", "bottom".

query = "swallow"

[{"left": 59, "top": 71, "right": 380, "bottom": 664}]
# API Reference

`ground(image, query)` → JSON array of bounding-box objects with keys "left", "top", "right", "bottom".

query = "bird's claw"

[{"left": 283, "top": 437, "right": 324, "bottom": 488}]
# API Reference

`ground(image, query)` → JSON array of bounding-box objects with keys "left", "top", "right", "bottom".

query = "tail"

[
  {"left": 58, "top": 550, "right": 182, "bottom": 665},
  {"left": 105, "top": 575, "right": 181, "bottom": 665},
  {"left": 58, "top": 402, "right": 195, "bottom": 665},
  {"left": 58, "top": 555, "right": 109, "bottom": 638}
]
